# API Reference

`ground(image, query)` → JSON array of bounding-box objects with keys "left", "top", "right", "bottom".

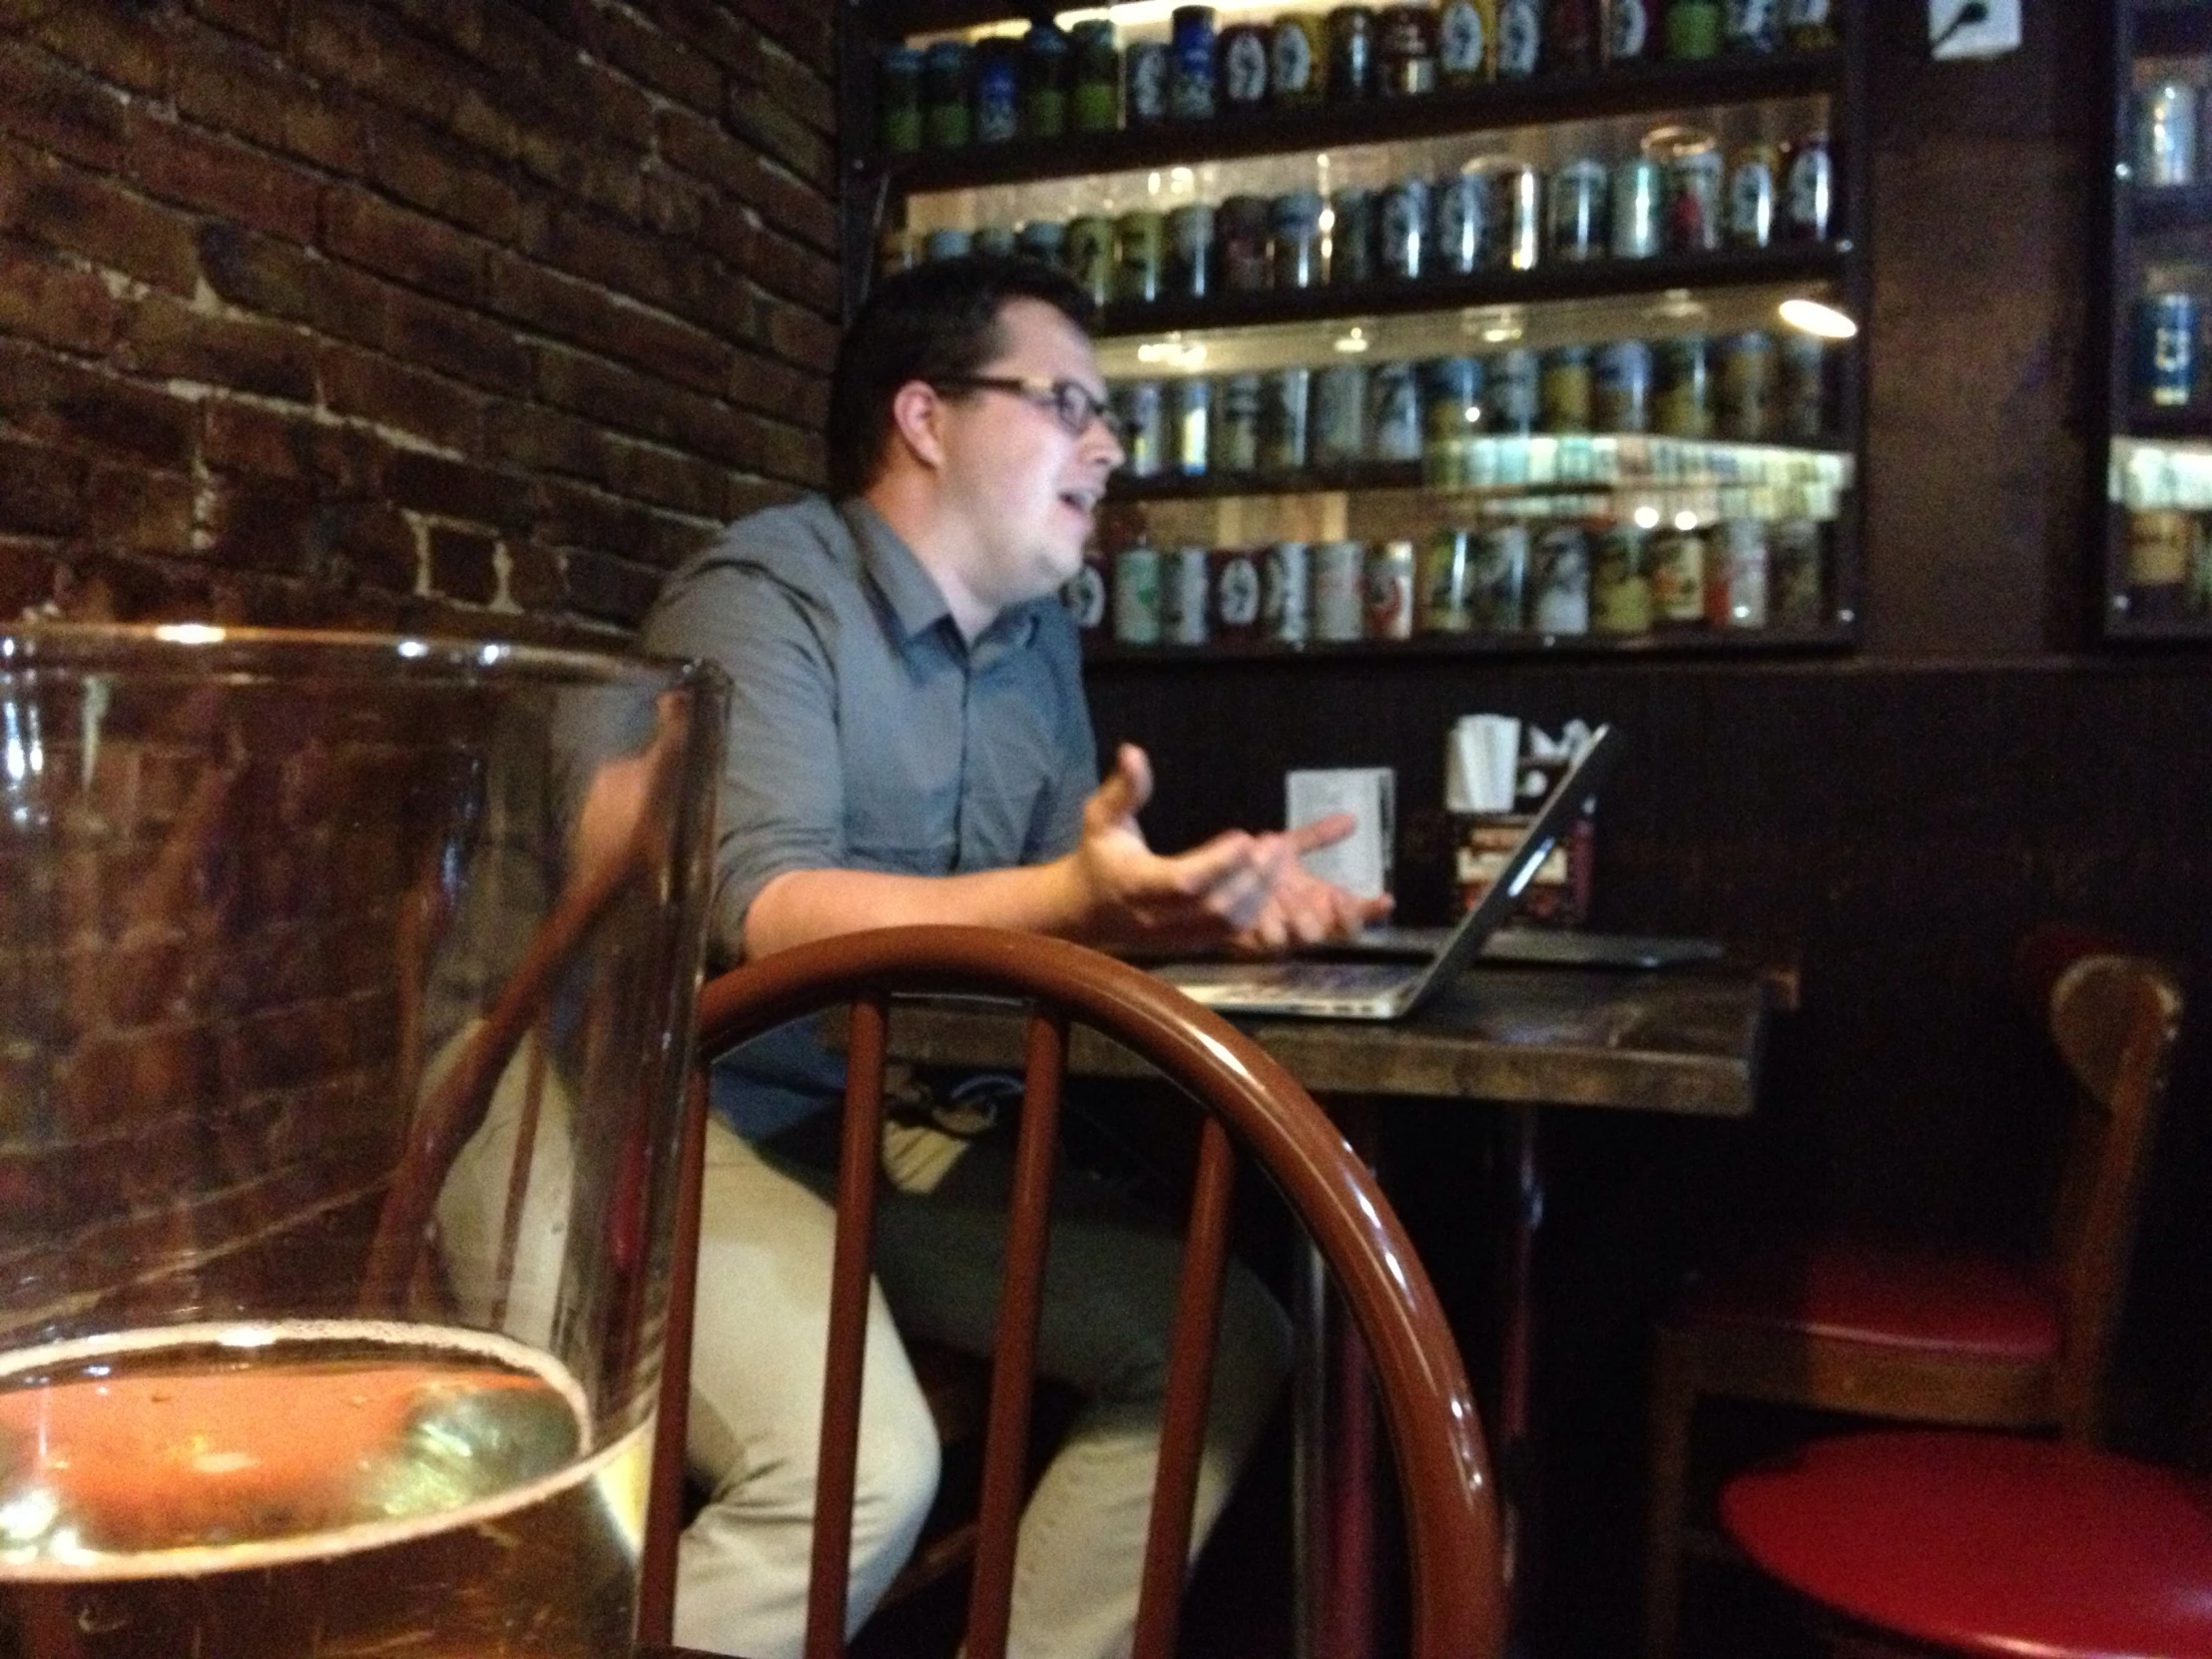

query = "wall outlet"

[{"left": 1930, "top": 0, "right": 2022, "bottom": 60}]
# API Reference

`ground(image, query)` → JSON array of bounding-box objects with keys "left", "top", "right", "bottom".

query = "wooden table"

[
  {"left": 877, "top": 962, "right": 1770, "bottom": 1117},
  {"left": 878, "top": 959, "right": 1776, "bottom": 1659}
]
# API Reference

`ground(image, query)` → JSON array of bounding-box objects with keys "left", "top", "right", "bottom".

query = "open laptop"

[{"left": 1153, "top": 725, "right": 1625, "bottom": 1020}]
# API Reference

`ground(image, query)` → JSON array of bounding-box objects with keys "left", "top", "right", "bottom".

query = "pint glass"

[{"left": 0, "top": 626, "right": 726, "bottom": 1657}]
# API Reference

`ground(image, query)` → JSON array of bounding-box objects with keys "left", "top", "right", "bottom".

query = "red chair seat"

[
  {"left": 1680, "top": 1240, "right": 2060, "bottom": 1362},
  {"left": 1723, "top": 1431, "right": 2212, "bottom": 1659}
]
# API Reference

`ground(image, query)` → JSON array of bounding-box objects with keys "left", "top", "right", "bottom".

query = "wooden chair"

[
  {"left": 1643, "top": 934, "right": 2185, "bottom": 1659},
  {"left": 634, "top": 924, "right": 1504, "bottom": 1659},
  {"left": 1719, "top": 1427, "right": 2212, "bottom": 1658}
]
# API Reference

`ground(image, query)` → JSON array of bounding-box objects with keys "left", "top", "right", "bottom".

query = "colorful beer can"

[
  {"left": 1016, "top": 219, "right": 1066, "bottom": 264},
  {"left": 2139, "top": 291, "right": 2197, "bottom": 408},
  {"left": 1487, "top": 345, "right": 1538, "bottom": 433},
  {"left": 1211, "top": 546, "right": 1264, "bottom": 638},
  {"left": 1717, "top": 517, "right": 1769, "bottom": 628},
  {"left": 1264, "top": 541, "right": 1312, "bottom": 641},
  {"left": 1161, "top": 544, "right": 1211, "bottom": 644},
  {"left": 922, "top": 40, "right": 973, "bottom": 149},
  {"left": 1468, "top": 523, "right": 1528, "bottom": 630},
  {"left": 1717, "top": 329, "right": 1776, "bottom": 440},
  {"left": 1071, "top": 20, "right": 1121, "bottom": 132},
  {"left": 922, "top": 227, "right": 972, "bottom": 262},
  {"left": 1609, "top": 0, "right": 1654, "bottom": 61},
  {"left": 1771, "top": 518, "right": 1825, "bottom": 627},
  {"left": 1784, "top": 133, "right": 1833, "bottom": 242},
  {"left": 1330, "top": 187, "right": 1379, "bottom": 283},
  {"left": 1066, "top": 214, "right": 1116, "bottom": 304},
  {"left": 1724, "top": 0, "right": 1779, "bottom": 53},
  {"left": 1115, "top": 210, "right": 1165, "bottom": 303},
  {"left": 1313, "top": 539, "right": 1368, "bottom": 640},
  {"left": 1168, "top": 5, "right": 1218, "bottom": 120},
  {"left": 1487, "top": 160, "right": 1541, "bottom": 271},
  {"left": 1611, "top": 156, "right": 1663, "bottom": 259},
  {"left": 1434, "top": 165, "right": 1489, "bottom": 276},
  {"left": 1166, "top": 203, "right": 1214, "bottom": 297},
  {"left": 1112, "top": 543, "right": 1162, "bottom": 643},
  {"left": 1438, "top": 0, "right": 1494, "bottom": 83},
  {"left": 1271, "top": 13, "right": 1324, "bottom": 102},
  {"left": 1218, "top": 371, "right": 1263, "bottom": 471},
  {"left": 1591, "top": 525, "right": 1652, "bottom": 634},
  {"left": 1022, "top": 23, "right": 1071, "bottom": 138},
  {"left": 1126, "top": 40, "right": 1172, "bottom": 125},
  {"left": 1663, "top": 141, "right": 1724, "bottom": 255},
  {"left": 1314, "top": 361, "right": 1370, "bottom": 464},
  {"left": 878, "top": 44, "right": 924, "bottom": 154},
  {"left": 1218, "top": 195, "right": 1273, "bottom": 291},
  {"left": 973, "top": 39, "right": 1022, "bottom": 143},
  {"left": 1547, "top": 159, "right": 1609, "bottom": 264},
  {"left": 1379, "top": 2, "right": 1438, "bottom": 95},
  {"left": 1064, "top": 549, "right": 1107, "bottom": 633},
  {"left": 1649, "top": 528, "right": 1707, "bottom": 625},
  {"left": 1115, "top": 378, "right": 1165, "bottom": 475},
  {"left": 1371, "top": 360, "right": 1423, "bottom": 461},
  {"left": 1495, "top": 0, "right": 1540, "bottom": 77},
  {"left": 1365, "top": 539, "right": 1416, "bottom": 639},
  {"left": 1655, "top": 334, "right": 1713, "bottom": 438},
  {"left": 1381, "top": 177, "right": 1431, "bottom": 278},
  {"left": 1595, "top": 338, "right": 1653, "bottom": 433},
  {"left": 1170, "top": 374, "right": 1211, "bottom": 474},
  {"left": 1540, "top": 344, "right": 1594, "bottom": 434},
  {"left": 1260, "top": 365, "right": 1313, "bottom": 467},
  {"left": 1531, "top": 523, "right": 1591, "bottom": 635},
  {"left": 1327, "top": 5, "right": 1379, "bottom": 98},
  {"left": 1727, "top": 144, "right": 1780, "bottom": 250},
  {"left": 1780, "top": 332, "right": 1827, "bottom": 437},
  {"left": 1219, "top": 22, "right": 1271, "bottom": 112},
  {"left": 1417, "top": 529, "right": 1474, "bottom": 634},
  {"left": 1271, "top": 190, "right": 1326, "bottom": 288}
]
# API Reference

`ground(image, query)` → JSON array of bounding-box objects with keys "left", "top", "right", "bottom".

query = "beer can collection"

[
  {"left": 917, "top": 112, "right": 1836, "bottom": 316},
  {"left": 884, "top": 4, "right": 1834, "bottom": 154}
]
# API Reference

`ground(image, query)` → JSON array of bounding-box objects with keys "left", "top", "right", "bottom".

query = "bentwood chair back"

[
  {"left": 634, "top": 925, "right": 1504, "bottom": 1659},
  {"left": 1643, "top": 930, "right": 2185, "bottom": 1659}
]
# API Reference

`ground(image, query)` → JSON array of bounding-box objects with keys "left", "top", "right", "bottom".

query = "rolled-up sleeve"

[{"left": 643, "top": 560, "right": 842, "bottom": 961}]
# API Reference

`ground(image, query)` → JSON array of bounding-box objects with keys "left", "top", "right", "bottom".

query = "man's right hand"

[{"left": 1069, "top": 745, "right": 1389, "bottom": 949}]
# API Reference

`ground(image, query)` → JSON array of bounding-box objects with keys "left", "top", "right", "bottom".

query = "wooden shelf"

[
  {"left": 874, "top": 52, "right": 1842, "bottom": 195},
  {"left": 1080, "top": 624, "right": 1855, "bottom": 666},
  {"left": 1089, "top": 245, "right": 1843, "bottom": 337},
  {"left": 2131, "top": 183, "right": 2212, "bottom": 235},
  {"left": 2124, "top": 405, "right": 2212, "bottom": 439},
  {"left": 2135, "top": 0, "right": 2212, "bottom": 55}
]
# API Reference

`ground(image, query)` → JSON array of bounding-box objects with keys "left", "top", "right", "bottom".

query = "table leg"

[{"left": 1497, "top": 1105, "right": 1544, "bottom": 1630}]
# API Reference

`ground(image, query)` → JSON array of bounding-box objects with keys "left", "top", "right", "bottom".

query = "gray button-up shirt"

[{"left": 640, "top": 495, "right": 1099, "bottom": 1136}]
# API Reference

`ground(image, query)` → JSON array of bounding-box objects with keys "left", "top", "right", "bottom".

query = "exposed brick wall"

[{"left": 0, "top": 0, "right": 840, "bottom": 642}]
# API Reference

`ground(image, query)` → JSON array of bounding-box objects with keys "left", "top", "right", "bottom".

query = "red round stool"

[{"left": 1722, "top": 1430, "right": 2212, "bottom": 1657}]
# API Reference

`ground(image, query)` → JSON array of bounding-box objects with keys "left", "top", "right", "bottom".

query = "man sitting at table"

[{"left": 639, "top": 254, "right": 1388, "bottom": 1659}]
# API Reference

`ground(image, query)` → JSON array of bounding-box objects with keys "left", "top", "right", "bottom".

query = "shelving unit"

[
  {"left": 842, "top": 2, "right": 1871, "bottom": 662},
  {"left": 2103, "top": 0, "right": 2212, "bottom": 636}
]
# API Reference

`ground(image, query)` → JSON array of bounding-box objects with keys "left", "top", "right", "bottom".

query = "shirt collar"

[
  {"left": 842, "top": 498, "right": 951, "bottom": 641},
  {"left": 840, "top": 497, "right": 1046, "bottom": 659}
]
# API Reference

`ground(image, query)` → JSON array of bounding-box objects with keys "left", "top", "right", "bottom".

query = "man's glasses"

[{"left": 931, "top": 375, "right": 1124, "bottom": 441}]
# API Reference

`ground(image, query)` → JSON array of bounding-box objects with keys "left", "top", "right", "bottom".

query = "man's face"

[{"left": 932, "top": 297, "right": 1125, "bottom": 612}]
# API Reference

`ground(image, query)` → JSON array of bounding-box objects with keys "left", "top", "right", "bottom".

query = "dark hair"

[{"left": 826, "top": 255, "right": 1099, "bottom": 499}]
